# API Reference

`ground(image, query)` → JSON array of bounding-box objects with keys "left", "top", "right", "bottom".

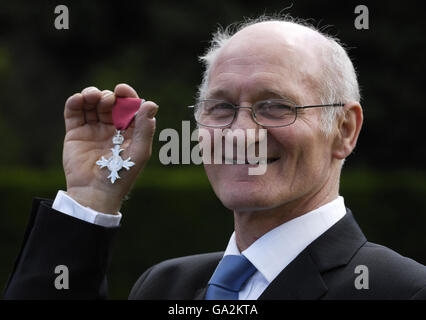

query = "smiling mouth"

[
  {"left": 266, "top": 158, "right": 279, "bottom": 164},
  {"left": 223, "top": 157, "right": 280, "bottom": 165}
]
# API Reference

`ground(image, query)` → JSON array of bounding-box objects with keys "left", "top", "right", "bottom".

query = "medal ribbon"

[{"left": 112, "top": 97, "right": 144, "bottom": 131}]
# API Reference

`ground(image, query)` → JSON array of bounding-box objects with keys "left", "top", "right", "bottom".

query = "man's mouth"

[
  {"left": 266, "top": 157, "right": 279, "bottom": 164},
  {"left": 223, "top": 157, "right": 280, "bottom": 165}
]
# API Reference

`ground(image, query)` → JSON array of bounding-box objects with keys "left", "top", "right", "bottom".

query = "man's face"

[{"left": 203, "top": 23, "right": 338, "bottom": 213}]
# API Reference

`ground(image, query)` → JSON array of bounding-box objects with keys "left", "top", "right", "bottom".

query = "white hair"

[{"left": 197, "top": 15, "right": 361, "bottom": 135}]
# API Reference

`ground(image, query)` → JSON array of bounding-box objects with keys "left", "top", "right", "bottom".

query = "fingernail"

[
  {"left": 147, "top": 107, "right": 158, "bottom": 119},
  {"left": 85, "top": 87, "right": 98, "bottom": 94},
  {"left": 102, "top": 92, "right": 114, "bottom": 99}
]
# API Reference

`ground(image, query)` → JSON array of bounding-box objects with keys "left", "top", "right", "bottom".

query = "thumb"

[{"left": 129, "top": 101, "right": 159, "bottom": 164}]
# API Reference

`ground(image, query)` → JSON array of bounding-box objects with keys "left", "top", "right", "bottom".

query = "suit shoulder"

[
  {"left": 354, "top": 241, "right": 426, "bottom": 295},
  {"left": 324, "top": 241, "right": 426, "bottom": 299},
  {"left": 129, "top": 252, "right": 223, "bottom": 299},
  {"left": 359, "top": 242, "right": 426, "bottom": 274},
  {"left": 151, "top": 251, "right": 224, "bottom": 271}
]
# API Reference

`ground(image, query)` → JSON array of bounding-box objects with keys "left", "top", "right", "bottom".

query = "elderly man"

[{"left": 4, "top": 17, "right": 426, "bottom": 300}]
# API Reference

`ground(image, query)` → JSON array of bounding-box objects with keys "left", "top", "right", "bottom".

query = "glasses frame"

[{"left": 188, "top": 99, "right": 345, "bottom": 128}]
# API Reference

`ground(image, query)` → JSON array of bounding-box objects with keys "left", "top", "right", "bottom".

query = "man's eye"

[
  {"left": 257, "top": 103, "right": 293, "bottom": 117},
  {"left": 206, "top": 103, "right": 234, "bottom": 112}
]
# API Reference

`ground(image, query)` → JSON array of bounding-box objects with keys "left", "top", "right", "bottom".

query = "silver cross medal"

[{"left": 96, "top": 130, "right": 135, "bottom": 183}]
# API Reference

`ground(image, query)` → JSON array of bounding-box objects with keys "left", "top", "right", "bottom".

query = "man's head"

[{"left": 198, "top": 16, "right": 363, "bottom": 215}]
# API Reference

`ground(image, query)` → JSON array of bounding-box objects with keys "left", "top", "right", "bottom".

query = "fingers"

[
  {"left": 64, "top": 84, "right": 141, "bottom": 132},
  {"left": 81, "top": 86, "right": 102, "bottom": 123},
  {"left": 114, "top": 83, "right": 139, "bottom": 98},
  {"left": 97, "top": 90, "right": 115, "bottom": 124},
  {"left": 129, "top": 101, "right": 159, "bottom": 164},
  {"left": 64, "top": 93, "right": 84, "bottom": 132}
]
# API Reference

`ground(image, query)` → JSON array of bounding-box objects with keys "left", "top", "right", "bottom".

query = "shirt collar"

[{"left": 223, "top": 196, "right": 347, "bottom": 283}]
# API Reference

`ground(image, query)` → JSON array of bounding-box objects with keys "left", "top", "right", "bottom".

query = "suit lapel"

[
  {"left": 259, "top": 249, "right": 328, "bottom": 299},
  {"left": 194, "top": 287, "right": 208, "bottom": 300},
  {"left": 259, "top": 209, "right": 367, "bottom": 300},
  {"left": 192, "top": 253, "right": 223, "bottom": 300},
  {"left": 196, "top": 248, "right": 330, "bottom": 300}
]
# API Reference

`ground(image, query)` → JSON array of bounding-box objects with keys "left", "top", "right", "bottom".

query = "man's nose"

[
  {"left": 225, "top": 107, "right": 265, "bottom": 154},
  {"left": 230, "top": 107, "right": 260, "bottom": 131}
]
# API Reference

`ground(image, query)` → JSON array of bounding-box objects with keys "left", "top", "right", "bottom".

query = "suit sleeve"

[{"left": 3, "top": 198, "right": 119, "bottom": 299}]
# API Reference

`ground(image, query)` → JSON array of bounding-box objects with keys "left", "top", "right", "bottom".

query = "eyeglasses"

[{"left": 188, "top": 99, "right": 345, "bottom": 128}]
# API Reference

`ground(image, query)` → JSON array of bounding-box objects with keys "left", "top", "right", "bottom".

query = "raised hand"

[{"left": 63, "top": 84, "right": 158, "bottom": 214}]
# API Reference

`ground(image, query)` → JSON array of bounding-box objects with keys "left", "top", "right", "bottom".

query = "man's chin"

[{"left": 219, "top": 194, "right": 276, "bottom": 212}]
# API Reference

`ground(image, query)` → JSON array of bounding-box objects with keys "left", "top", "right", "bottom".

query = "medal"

[{"left": 96, "top": 97, "right": 144, "bottom": 183}]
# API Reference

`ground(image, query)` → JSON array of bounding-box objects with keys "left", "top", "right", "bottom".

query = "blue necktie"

[{"left": 205, "top": 255, "right": 257, "bottom": 300}]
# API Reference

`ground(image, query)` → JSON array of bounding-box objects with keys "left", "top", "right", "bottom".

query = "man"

[{"left": 4, "top": 16, "right": 426, "bottom": 299}]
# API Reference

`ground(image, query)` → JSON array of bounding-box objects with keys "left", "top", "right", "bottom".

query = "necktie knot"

[{"left": 205, "top": 255, "right": 257, "bottom": 300}]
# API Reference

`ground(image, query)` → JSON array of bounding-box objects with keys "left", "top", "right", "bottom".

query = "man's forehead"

[
  {"left": 211, "top": 22, "right": 324, "bottom": 74},
  {"left": 231, "top": 21, "right": 312, "bottom": 44},
  {"left": 207, "top": 21, "right": 325, "bottom": 102},
  {"left": 219, "top": 21, "right": 324, "bottom": 60}
]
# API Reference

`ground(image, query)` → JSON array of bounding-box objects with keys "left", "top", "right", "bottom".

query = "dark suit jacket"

[{"left": 3, "top": 198, "right": 426, "bottom": 299}]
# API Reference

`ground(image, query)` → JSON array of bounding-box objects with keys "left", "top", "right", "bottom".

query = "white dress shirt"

[
  {"left": 221, "top": 196, "right": 346, "bottom": 299},
  {"left": 52, "top": 190, "right": 346, "bottom": 300},
  {"left": 52, "top": 190, "right": 122, "bottom": 227}
]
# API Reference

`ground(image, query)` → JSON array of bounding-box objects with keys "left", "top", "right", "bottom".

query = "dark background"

[{"left": 1, "top": 0, "right": 425, "bottom": 299}]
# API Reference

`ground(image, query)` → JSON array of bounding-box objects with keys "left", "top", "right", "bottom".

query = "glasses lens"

[
  {"left": 195, "top": 100, "right": 235, "bottom": 127},
  {"left": 254, "top": 100, "right": 296, "bottom": 127}
]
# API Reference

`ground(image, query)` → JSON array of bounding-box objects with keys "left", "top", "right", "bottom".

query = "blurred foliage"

[
  {"left": 0, "top": 0, "right": 424, "bottom": 168},
  {"left": 0, "top": 0, "right": 425, "bottom": 299}
]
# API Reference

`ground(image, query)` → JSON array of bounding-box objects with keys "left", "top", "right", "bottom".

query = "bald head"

[
  {"left": 209, "top": 21, "right": 331, "bottom": 103},
  {"left": 223, "top": 20, "right": 330, "bottom": 57},
  {"left": 198, "top": 16, "right": 360, "bottom": 133}
]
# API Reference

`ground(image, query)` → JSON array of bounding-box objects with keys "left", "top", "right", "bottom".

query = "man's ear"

[{"left": 332, "top": 101, "right": 363, "bottom": 160}]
